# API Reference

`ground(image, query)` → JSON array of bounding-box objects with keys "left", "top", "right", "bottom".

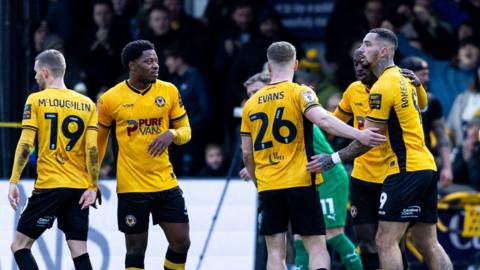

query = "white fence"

[{"left": 0, "top": 179, "right": 257, "bottom": 270}]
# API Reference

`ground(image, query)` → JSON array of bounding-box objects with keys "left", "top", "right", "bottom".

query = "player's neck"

[
  {"left": 127, "top": 79, "right": 151, "bottom": 91},
  {"left": 270, "top": 70, "right": 293, "bottom": 84},
  {"left": 373, "top": 58, "right": 394, "bottom": 77},
  {"left": 45, "top": 78, "right": 67, "bottom": 90}
]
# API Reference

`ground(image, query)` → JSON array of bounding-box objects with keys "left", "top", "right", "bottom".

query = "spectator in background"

[
  {"left": 79, "top": 0, "right": 130, "bottom": 99},
  {"left": 139, "top": 5, "right": 178, "bottom": 79},
  {"left": 43, "top": 35, "right": 88, "bottom": 95},
  {"left": 163, "top": 0, "right": 212, "bottom": 74},
  {"left": 400, "top": 56, "right": 453, "bottom": 188},
  {"left": 295, "top": 49, "right": 340, "bottom": 108},
  {"left": 111, "top": 0, "right": 139, "bottom": 39},
  {"left": 226, "top": 8, "right": 303, "bottom": 146},
  {"left": 452, "top": 110, "right": 480, "bottom": 191},
  {"left": 214, "top": 2, "right": 255, "bottom": 81},
  {"left": 326, "top": 0, "right": 384, "bottom": 88},
  {"left": 135, "top": 0, "right": 161, "bottom": 34},
  {"left": 198, "top": 143, "right": 228, "bottom": 177},
  {"left": 395, "top": 0, "right": 455, "bottom": 59},
  {"left": 447, "top": 63, "right": 480, "bottom": 145},
  {"left": 32, "top": 20, "right": 49, "bottom": 57},
  {"left": 396, "top": 34, "right": 479, "bottom": 115},
  {"left": 165, "top": 46, "right": 211, "bottom": 176}
]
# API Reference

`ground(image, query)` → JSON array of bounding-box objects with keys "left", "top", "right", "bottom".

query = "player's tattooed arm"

[
  {"left": 307, "top": 140, "right": 370, "bottom": 173},
  {"left": 306, "top": 154, "right": 336, "bottom": 173},
  {"left": 338, "top": 140, "right": 371, "bottom": 162},
  {"left": 10, "top": 129, "right": 36, "bottom": 183},
  {"left": 87, "top": 146, "right": 99, "bottom": 188}
]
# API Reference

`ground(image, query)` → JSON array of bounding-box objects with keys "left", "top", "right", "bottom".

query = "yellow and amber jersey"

[
  {"left": 334, "top": 81, "right": 393, "bottom": 183},
  {"left": 21, "top": 89, "right": 98, "bottom": 189},
  {"left": 241, "top": 81, "right": 323, "bottom": 192},
  {"left": 98, "top": 80, "right": 187, "bottom": 193},
  {"left": 366, "top": 66, "right": 436, "bottom": 176}
]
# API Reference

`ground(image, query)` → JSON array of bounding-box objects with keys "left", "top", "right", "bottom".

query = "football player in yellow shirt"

[
  {"left": 97, "top": 40, "right": 191, "bottom": 270},
  {"left": 241, "top": 41, "right": 386, "bottom": 270},
  {"left": 8, "top": 49, "right": 99, "bottom": 270},
  {"left": 309, "top": 28, "right": 452, "bottom": 270}
]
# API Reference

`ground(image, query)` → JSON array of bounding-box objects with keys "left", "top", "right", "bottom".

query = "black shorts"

[
  {"left": 379, "top": 170, "right": 438, "bottom": 223},
  {"left": 118, "top": 187, "right": 189, "bottom": 234},
  {"left": 258, "top": 186, "right": 325, "bottom": 236},
  {"left": 350, "top": 177, "right": 383, "bottom": 225},
  {"left": 17, "top": 188, "right": 89, "bottom": 241}
]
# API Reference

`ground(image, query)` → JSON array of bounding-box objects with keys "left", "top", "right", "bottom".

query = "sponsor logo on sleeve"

[
  {"left": 23, "top": 104, "right": 32, "bottom": 120},
  {"left": 369, "top": 94, "right": 382, "bottom": 109}
]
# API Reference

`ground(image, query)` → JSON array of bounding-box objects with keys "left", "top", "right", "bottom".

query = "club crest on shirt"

[
  {"left": 155, "top": 96, "right": 166, "bottom": 107},
  {"left": 23, "top": 104, "right": 32, "bottom": 120},
  {"left": 125, "top": 215, "right": 137, "bottom": 227}
]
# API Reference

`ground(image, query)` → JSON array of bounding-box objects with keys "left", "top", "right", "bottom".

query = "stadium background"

[{"left": 1, "top": 0, "right": 480, "bottom": 269}]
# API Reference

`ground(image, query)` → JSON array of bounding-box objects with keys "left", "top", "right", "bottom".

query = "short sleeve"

[
  {"left": 366, "top": 85, "right": 394, "bottom": 123},
  {"left": 334, "top": 88, "right": 353, "bottom": 122},
  {"left": 21, "top": 95, "right": 38, "bottom": 131},
  {"left": 86, "top": 102, "right": 99, "bottom": 131},
  {"left": 295, "top": 86, "right": 320, "bottom": 115},
  {"left": 97, "top": 96, "right": 113, "bottom": 128},
  {"left": 170, "top": 88, "right": 187, "bottom": 122},
  {"left": 240, "top": 103, "right": 251, "bottom": 136}
]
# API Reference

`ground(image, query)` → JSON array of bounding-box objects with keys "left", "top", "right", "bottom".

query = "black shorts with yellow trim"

[
  {"left": 17, "top": 188, "right": 89, "bottom": 240},
  {"left": 117, "top": 187, "right": 189, "bottom": 234}
]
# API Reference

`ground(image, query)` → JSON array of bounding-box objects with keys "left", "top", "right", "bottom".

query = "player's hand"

[
  {"left": 357, "top": 128, "right": 386, "bottom": 147},
  {"left": 148, "top": 131, "right": 174, "bottom": 157},
  {"left": 239, "top": 167, "right": 251, "bottom": 181},
  {"left": 79, "top": 189, "right": 97, "bottom": 210},
  {"left": 307, "top": 154, "right": 335, "bottom": 173},
  {"left": 8, "top": 183, "right": 20, "bottom": 210},
  {"left": 439, "top": 167, "right": 453, "bottom": 188},
  {"left": 400, "top": 68, "right": 421, "bottom": 87}
]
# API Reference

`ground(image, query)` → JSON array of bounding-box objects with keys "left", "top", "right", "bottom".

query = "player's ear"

[
  {"left": 293, "top": 60, "right": 299, "bottom": 71},
  {"left": 267, "top": 63, "right": 272, "bottom": 73},
  {"left": 42, "top": 67, "right": 49, "bottom": 79},
  {"left": 128, "top": 61, "right": 136, "bottom": 72}
]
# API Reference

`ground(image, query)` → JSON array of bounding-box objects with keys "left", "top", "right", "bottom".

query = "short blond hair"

[
  {"left": 243, "top": 72, "right": 271, "bottom": 88},
  {"left": 267, "top": 41, "right": 296, "bottom": 65},
  {"left": 35, "top": 49, "right": 66, "bottom": 77}
]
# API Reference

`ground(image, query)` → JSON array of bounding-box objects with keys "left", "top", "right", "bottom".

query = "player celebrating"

[
  {"left": 334, "top": 49, "right": 426, "bottom": 269},
  {"left": 240, "top": 72, "right": 363, "bottom": 270},
  {"left": 309, "top": 28, "right": 452, "bottom": 270},
  {"left": 8, "top": 49, "right": 99, "bottom": 270},
  {"left": 241, "top": 41, "right": 385, "bottom": 270},
  {"left": 97, "top": 40, "right": 191, "bottom": 270}
]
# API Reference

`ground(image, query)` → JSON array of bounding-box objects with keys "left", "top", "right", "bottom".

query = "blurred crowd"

[{"left": 30, "top": 0, "right": 480, "bottom": 191}]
